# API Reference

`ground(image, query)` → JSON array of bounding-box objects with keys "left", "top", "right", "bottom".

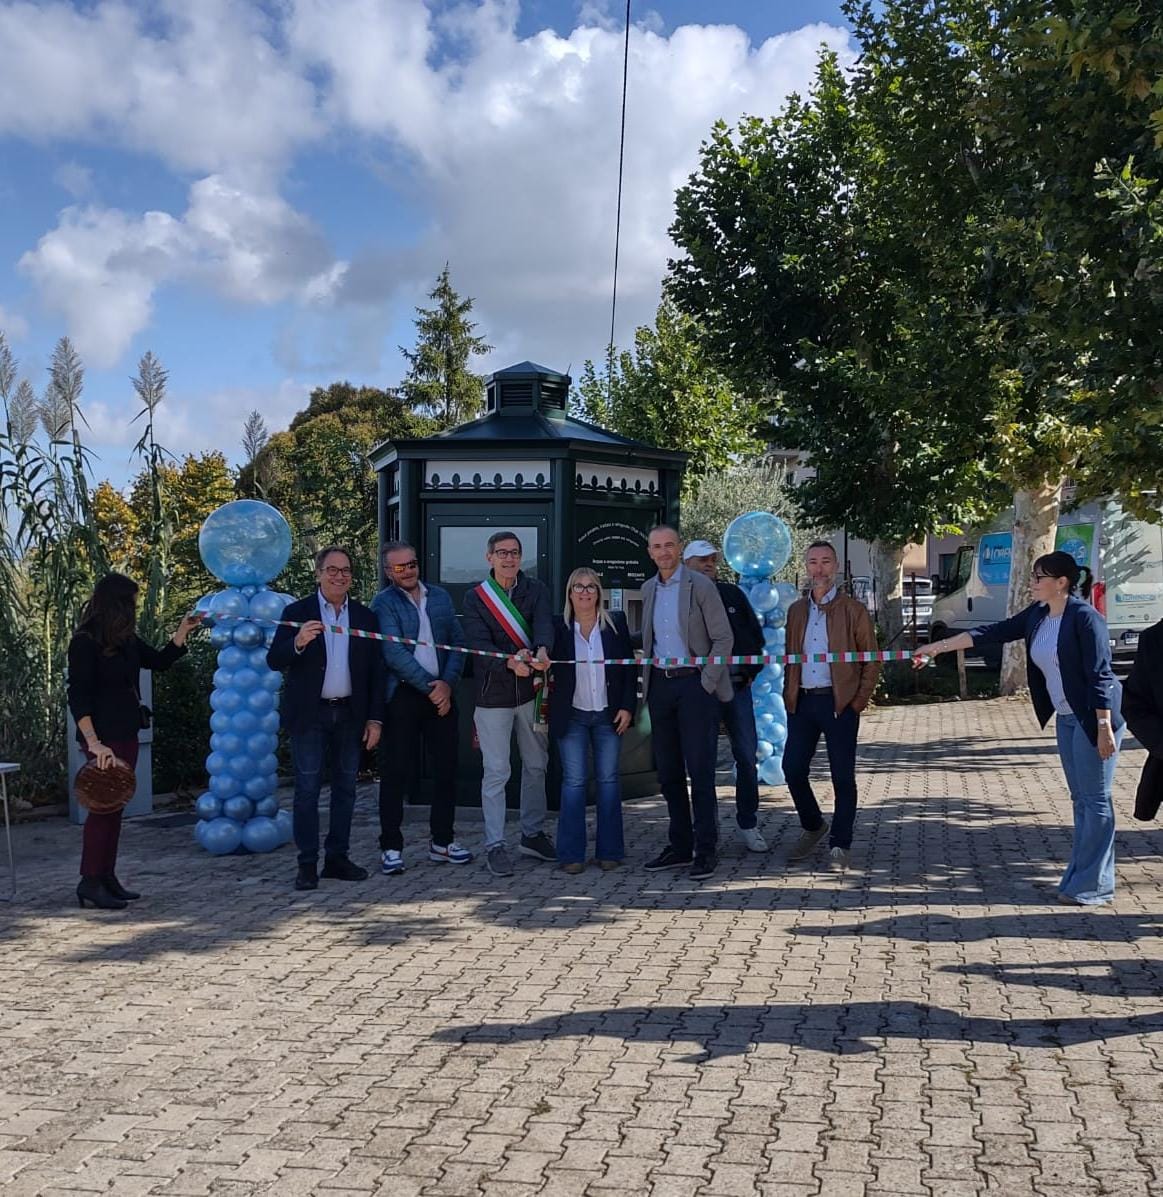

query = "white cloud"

[
  {"left": 52, "top": 161, "right": 94, "bottom": 198},
  {"left": 8, "top": 1, "right": 852, "bottom": 380},
  {"left": 0, "top": 304, "right": 29, "bottom": 341},
  {"left": 0, "top": 0, "right": 320, "bottom": 177},
  {"left": 19, "top": 177, "right": 342, "bottom": 367}
]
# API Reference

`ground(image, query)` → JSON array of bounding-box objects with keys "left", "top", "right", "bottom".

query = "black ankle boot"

[
  {"left": 103, "top": 874, "right": 141, "bottom": 900},
  {"left": 76, "top": 878, "right": 128, "bottom": 910}
]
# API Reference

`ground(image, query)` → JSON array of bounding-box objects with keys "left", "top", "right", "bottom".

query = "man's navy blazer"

[
  {"left": 267, "top": 594, "right": 386, "bottom": 735},
  {"left": 1123, "top": 618, "right": 1163, "bottom": 821},
  {"left": 970, "top": 596, "right": 1123, "bottom": 745},
  {"left": 548, "top": 612, "right": 636, "bottom": 739}
]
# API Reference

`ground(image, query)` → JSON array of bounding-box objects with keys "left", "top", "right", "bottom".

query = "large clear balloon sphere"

[
  {"left": 723, "top": 511, "right": 793, "bottom": 579},
  {"left": 199, "top": 500, "right": 292, "bottom": 586}
]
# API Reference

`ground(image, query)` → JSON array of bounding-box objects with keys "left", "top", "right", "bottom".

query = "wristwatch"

[{"left": 1096, "top": 718, "right": 1112, "bottom": 727}]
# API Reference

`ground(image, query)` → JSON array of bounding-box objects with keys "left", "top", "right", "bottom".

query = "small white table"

[{"left": 0, "top": 762, "right": 17, "bottom": 900}]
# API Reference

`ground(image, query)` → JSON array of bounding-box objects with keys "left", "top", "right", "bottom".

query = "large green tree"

[
  {"left": 574, "top": 300, "right": 760, "bottom": 491},
  {"left": 248, "top": 382, "right": 431, "bottom": 597},
  {"left": 399, "top": 265, "right": 493, "bottom": 429}
]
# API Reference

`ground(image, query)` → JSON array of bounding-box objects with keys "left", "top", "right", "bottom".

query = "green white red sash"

[{"left": 475, "top": 575, "right": 533, "bottom": 650}]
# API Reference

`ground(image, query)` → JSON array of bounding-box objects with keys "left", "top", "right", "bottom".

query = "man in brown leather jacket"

[{"left": 782, "top": 541, "right": 880, "bottom": 869}]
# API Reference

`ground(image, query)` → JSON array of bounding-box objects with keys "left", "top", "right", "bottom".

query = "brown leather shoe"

[
  {"left": 596, "top": 859, "right": 621, "bottom": 871},
  {"left": 560, "top": 862, "right": 585, "bottom": 875}
]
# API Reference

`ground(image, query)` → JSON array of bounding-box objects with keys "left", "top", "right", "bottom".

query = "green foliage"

[
  {"left": 150, "top": 639, "right": 217, "bottom": 796},
  {"left": 249, "top": 382, "right": 431, "bottom": 598},
  {"left": 574, "top": 301, "right": 760, "bottom": 491},
  {"left": 399, "top": 265, "right": 492, "bottom": 429},
  {"left": 679, "top": 460, "right": 821, "bottom": 583}
]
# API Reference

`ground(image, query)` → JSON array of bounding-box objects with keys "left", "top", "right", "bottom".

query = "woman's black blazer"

[{"left": 548, "top": 611, "right": 636, "bottom": 738}]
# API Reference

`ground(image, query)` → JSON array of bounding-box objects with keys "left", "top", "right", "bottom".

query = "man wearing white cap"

[{"left": 683, "top": 540, "right": 768, "bottom": 852}]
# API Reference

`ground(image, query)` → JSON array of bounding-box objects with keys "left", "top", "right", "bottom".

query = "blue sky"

[{"left": 0, "top": 1, "right": 851, "bottom": 485}]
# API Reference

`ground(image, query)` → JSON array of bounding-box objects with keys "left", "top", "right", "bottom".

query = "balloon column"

[
  {"left": 192, "top": 500, "right": 295, "bottom": 855},
  {"left": 722, "top": 511, "right": 796, "bottom": 787}
]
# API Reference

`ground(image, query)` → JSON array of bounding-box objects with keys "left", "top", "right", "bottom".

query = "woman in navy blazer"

[
  {"left": 917, "top": 551, "right": 1124, "bottom": 905},
  {"left": 550, "top": 568, "right": 636, "bottom": 872}
]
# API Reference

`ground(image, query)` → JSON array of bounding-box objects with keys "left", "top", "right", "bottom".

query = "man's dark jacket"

[
  {"left": 1123, "top": 618, "right": 1163, "bottom": 821},
  {"left": 461, "top": 570, "right": 555, "bottom": 709},
  {"left": 717, "top": 580, "right": 765, "bottom": 688},
  {"left": 267, "top": 595, "right": 386, "bottom": 735}
]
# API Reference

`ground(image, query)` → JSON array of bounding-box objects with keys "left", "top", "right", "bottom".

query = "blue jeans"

[
  {"left": 782, "top": 692, "right": 860, "bottom": 849},
  {"left": 556, "top": 708, "right": 624, "bottom": 864},
  {"left": 648, "top": 671, "right": 722, "bottom": 856},
  {"left": 722, "top": 682, "right": 760, "bottom": 829},
  {"left": 291, "top": 704, "right": 363, "bottom": 866},
  {"left": 1055, "top": 712, "right": 1122, "bottom": 904}
]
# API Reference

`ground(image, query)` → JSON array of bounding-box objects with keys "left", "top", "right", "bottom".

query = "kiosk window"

[{"left": 439, "top": 526, "right": 540, "bottom": 584}]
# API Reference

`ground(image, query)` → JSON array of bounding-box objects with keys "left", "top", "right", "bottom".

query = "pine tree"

[{"left": 399, "top": 265, "right": 492, "bottom": 429}]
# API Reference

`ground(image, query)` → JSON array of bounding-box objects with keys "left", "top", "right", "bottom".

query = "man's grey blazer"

[{"left": 640, "top": 567, "right": 734, "bottom": 702}]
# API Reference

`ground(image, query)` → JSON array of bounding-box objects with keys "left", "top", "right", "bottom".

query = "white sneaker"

[
  {"left": 429, "top": 841, "right": 473, "bottom": 864},
  {"left": 380, "top": 849, "right": 405, "bottom": 876},
  {"left": 830, "top": 847, "right": 851, "bottom": 870},
  {"left": 739, "top": 827, "right": 768, "bottom": 853}
]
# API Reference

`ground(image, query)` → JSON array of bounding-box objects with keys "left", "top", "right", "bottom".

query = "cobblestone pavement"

[{"left": 2, "top": 697, "right": 1163, "bottom": 1196}]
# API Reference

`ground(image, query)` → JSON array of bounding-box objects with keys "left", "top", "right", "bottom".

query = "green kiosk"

[{"left": 369, "top": 360, "right": 687, "bottom": 805}]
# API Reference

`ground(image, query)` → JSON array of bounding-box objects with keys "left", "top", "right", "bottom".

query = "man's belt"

[
  {"left": 655, "top": 666, "right": 699, "bottom": 679},
  {"left": 801, "top": 686, "right": 833, "bottom": 695}
]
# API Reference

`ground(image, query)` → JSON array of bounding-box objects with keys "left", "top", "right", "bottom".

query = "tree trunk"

[
  {"left": 871, "top": 541, "right": 906, "bottom": 648},
  {"left": 999, "top": 478, "right": 1062, "bottom": 696}
]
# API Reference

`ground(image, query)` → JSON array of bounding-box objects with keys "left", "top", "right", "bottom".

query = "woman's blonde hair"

[{"left": 563, "top": 567, "right": 612, "bottom": 630}]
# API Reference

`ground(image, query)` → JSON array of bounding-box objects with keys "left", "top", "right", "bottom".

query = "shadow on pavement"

[{"left": 430, "top": 1000, "right": 1163, "bottom": 1060}]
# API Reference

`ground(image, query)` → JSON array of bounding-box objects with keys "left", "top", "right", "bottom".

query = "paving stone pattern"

[{"left": 2, "top": 697, "right": 1162, "bottom": 1195}]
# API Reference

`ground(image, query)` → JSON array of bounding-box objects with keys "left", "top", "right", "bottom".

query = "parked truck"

[{"left": 930, "top": 499, "right": 1163, "bottom": 666}]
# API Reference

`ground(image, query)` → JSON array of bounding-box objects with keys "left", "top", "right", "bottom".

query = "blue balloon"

[
  {"left": 209, "top": 733, "right": 225, "bottom": 752},
  {"left": 218, "top": 645, "right": 247, "bottom": 671},
  {"left": 215, "top": 732, "right": 244, "bottom": 756},
  {"left": 261, "top": 670, "right": 282, "bottom": 692},
  {"left": 776, "top": 582, "right": 799, "bottom": 606},
  {"left": 210, "top": 687, "right": 243, "bottom": 714},
  {"left": 194, "top": 592, "right": 218, "bottom": 626},
  {"left": 205, "top": 751, "right": 230, "bottom": 776},
  {"left": 753, "top": 676, "right": 774, "bottom": 697},
  {"left": 758, "top": 756, "right": 785, "bottom": 786},
  {"left": 274, "top": 808, "right": 294, "bottom": 845},
  {"left": 208, "top": 625, "right": 233, "bottom": 649},
  {"left": 748, "top": 583, "right": 780, "bottom": 614},
  {"left": 210, "top": 711, "right": 232, "bottom": 734},
  {"left": 212, "top": 668, "right": 235, "bottom": 689},
  {"left": 756, "top": 711, "right": 782, "bottom": 737},
  {"left": 230, "top": 709, "right": 260, "bottom": 734},
  {"left": 259, "top": 711, "right": 280, "bottom": 734},
  {"left": 768, "top": 721, "right": 788, "bottom": 747},
  {"left": 209, "top": 772, "right": 241, "bottom": 798},
  {"left": 255, "top": 796, "right": 279, "bottom": 818},
  {"left": 209, "top": 589, "right": 249, "bottom": 619},
  {"left": 765, "top": 607, "right": 787, "bottom": 630},
  {"left": 246, "top": 688, "right": 274, "bottom": 713},
  {"left": 202, "top": 816, "right": 244, "bottom": 855},
  {"left": 244, "top": 773, "right": 273, "bottom": 800},
  {"left": 762, "top": 627, "right": 784, "bottom": 649},
  {"left": 246, "top": 732, "right": 277, "bottom": 757},
  {"left": 255, "top": 753, "right": 278, "bottom": 776},
  {"left": 241, "top": 815, "right": 281, "bottom": 854},
  {"left": 227, "top": 754, "right": 254, "bottom": 779},
  {"left": 755, "top": 739, "right": 774, "bottom": 762},
  {"left": 723, "top": 511, "right": 793, "bottom": 578},
  {"left": 195, "top": 792, "right": 222, "bottom": 820},
  {"left": 198, "top": 500, "right": 292, "bottom": 587},
  {"left": 233, "top": 667, "right": 261, "bottom": 692},
  {"left": 232, "top": 622, "right": 265, "bottom": 648},
  {"left": 241, "top": 585, "right": 258, "bottom": 598},
  {"left": 223, "top": 795, "right": 254, "bottom": 821},
  {"left": 265, "top": 627, "right": 278, "bottom": 647},
  {"left": 194, "top": 819, "right": 210, "bottom": 847},
  {"left": 247, "top": 647, "right": 271, "bottom": 669},
  {"left": 248, "top": 589, "right": 289, "bottom": 623}
]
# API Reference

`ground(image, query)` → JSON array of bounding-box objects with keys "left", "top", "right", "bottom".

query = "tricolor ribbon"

[{"left": 209, "top": 615, "right": 914, "bottom": 667}]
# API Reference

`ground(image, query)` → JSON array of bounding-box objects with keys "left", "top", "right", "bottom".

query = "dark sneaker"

[
  {"left": 645, "top": 846, "right": 693, "bottom": 871},
  {"left": 321, "top": 856, "right": 368, "bottom": 881},
  {"left": 294, "top": 864, "right": 318, "bottom": 891},
  {"left": 518, "top": 832, "right": 556, "bottom": 862},
  {"left": 690, "top": 853, "right": 718, "bottom": 880},
  {"left": 486, "top": 845, "right": 514, "bottom": 877}
]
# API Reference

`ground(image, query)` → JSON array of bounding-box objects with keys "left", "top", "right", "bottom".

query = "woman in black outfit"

[{"left": 67, "top": 573, "right": 201, "bottom": 910}]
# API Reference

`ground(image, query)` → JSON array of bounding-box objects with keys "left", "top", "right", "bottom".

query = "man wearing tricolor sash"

[{"left": 462, "top": 531, "right": 557, "bottom": 877}]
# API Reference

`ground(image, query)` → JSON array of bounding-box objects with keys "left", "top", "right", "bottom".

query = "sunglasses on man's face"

[{"left": 389, "top": 560, "right": 419, "bottom": 574}]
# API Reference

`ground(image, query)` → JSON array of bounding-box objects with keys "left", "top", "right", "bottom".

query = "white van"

[{"left": 930, "top": 498, "right": 1163, "bottom": 665}]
